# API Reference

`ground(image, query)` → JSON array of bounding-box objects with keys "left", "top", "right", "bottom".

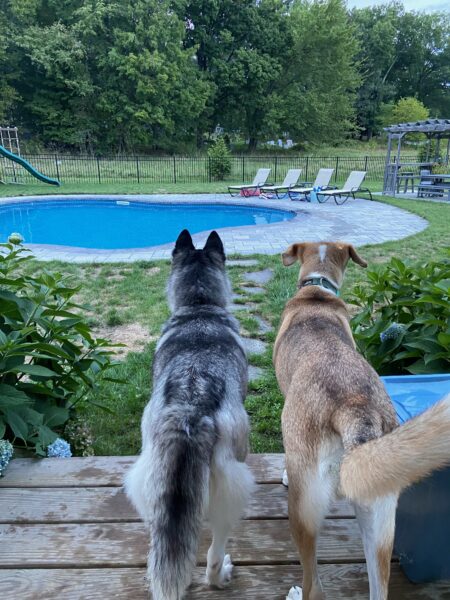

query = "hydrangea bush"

[
  {"left": 0, "top": 236, "right": 120, "bottom": 456},
  {"left": 349, "top": 252, "right": 450, "bottom": 375}
]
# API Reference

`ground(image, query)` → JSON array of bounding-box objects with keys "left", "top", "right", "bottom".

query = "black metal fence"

[{"left": 2, "top": 153, "right": 418, "bottom": 186}]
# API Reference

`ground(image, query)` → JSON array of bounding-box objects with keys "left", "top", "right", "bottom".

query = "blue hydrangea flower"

[
  {"left": 0, "top": 440, "right": 14, "bottom": 476},
  {"left": 380, "top": 322, "right": 406, "bottom": 343},
  {"left": 47, "top": 438, "right": 72, "bottom": 458}
]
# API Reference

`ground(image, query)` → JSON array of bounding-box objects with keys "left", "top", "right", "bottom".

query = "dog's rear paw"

[
  {"left": 282, "top": 469, "right": 289, "bottom": 487},
  {"left": 206, "top": 554, "right": 233, "bottom": 588},
  {"left": 286, "top": 586, "right": 303, "bottom": 599}
]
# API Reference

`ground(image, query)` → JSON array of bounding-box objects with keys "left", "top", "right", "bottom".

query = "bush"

[
  {"left": 208, "top": 137, "right": 232, "bottom": 181},
  {"left": 0, "top": 237, "right": 119, "bottom": 456},
  {"left": 349, "top": 253, "right": 450, "bottom": 375}
]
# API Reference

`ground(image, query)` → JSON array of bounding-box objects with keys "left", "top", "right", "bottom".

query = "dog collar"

[{"left": 297, "top": 277, "right": 340, "bottom": 296}]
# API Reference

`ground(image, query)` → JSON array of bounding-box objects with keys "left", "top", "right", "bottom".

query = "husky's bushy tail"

[
  {"left": 125, "top": 406, "right": 216, "bottom": 600},
  {"left": 340, "top": 395, "right": 450, "bottom": 502}
]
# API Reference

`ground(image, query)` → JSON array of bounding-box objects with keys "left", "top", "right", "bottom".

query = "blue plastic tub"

[{"left": 381, "top": 374, "right": 450, "bottom": 583}]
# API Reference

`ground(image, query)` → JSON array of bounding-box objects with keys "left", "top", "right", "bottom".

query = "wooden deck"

[{"left": 0, "top": 454, "right": 449, "bottom": 599}]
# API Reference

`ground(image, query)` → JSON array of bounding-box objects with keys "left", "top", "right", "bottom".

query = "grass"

[{"left": 12, "top": 194, "right": 450, "bottom": 455}]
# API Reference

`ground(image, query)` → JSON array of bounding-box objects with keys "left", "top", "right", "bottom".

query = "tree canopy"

[{"left": 0, "top": 0, "right": 449, "bottom": 152}]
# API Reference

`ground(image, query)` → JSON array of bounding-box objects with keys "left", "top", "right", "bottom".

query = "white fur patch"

[
  {"left": 318, "top": 244, "right": 327, "bottom": 262},
  {"left": 286, "top": 586, "right": 303, "bottom": 599},
  {"left": 282, "top": 469, "right": 289, "bottom": 487}
]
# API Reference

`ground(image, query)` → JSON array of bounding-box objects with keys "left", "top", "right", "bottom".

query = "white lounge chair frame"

[
  {"left": 260, "top": 169, "right": 302, "bottom": 199},
  {"left": 316, "top": 171, "right": 373, "bottom": 204},
  {"left": 228, "top": 168, "right": 271, "bottom": 197},
  {"left": 288, "top": 168, "right": 335, "bottom": 201}
]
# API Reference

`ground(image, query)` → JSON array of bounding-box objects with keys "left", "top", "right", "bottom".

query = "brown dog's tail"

[{"left": 340, "top": 394, "right": 450, "bottom": 503}]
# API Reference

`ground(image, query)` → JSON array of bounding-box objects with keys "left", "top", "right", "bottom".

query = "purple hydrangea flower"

[
  {"left": 47, "top": 438, "right": 72, "bottom": 458},
  {"left": 0, "top": 440, "right": 14, "bottom": 476},
  {"left": 380, "top": 322, "right": 406, "bottom": 343}
]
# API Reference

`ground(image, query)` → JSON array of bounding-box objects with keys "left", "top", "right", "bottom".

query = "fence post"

[
  {"left": 96, "top": 157, "right": 101, "bottom": 184},
  {"left": 305, "top": 156, "right": 309, "bottom": 182},
  {"left": 274, "top": 156, "right": 278, "bottom": 182},
  {"left": 136, "top": 156, "right": 140, "bottom": 184},
  {"left": 364, "top": 155, "right": 368, "bottom": 173},
  {"left": 335, "top": 157, "right": 339, "bottom": 182},
  {"left": 242, "top": 156, "right": 245, "bottom": 182},
  {"left": 173, "top": 156, "right": 177, "bottom": 184},
  {"left": 54, "top": 155, "right": 60, "bottom": 181},
  {"left": 208, "top": 157, "right": 212, "bottom": 183}
]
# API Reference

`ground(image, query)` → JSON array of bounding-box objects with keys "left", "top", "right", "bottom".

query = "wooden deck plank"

[
  {"left": 0, "top": 565, "right": 447, "bottom": 600},
  {"left": 0, "top": 486, "right": 354, "bottom": 523},
  {"left": 0, "top": 520, "right": 364, "bottom": 567},
  {"left": 0, "top": 454, "right": 285, "bottom": 487}
]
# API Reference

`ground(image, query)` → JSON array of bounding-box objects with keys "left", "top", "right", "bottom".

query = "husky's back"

[{"left": 125, "top": 229, "right": 253, "bottom": 600}]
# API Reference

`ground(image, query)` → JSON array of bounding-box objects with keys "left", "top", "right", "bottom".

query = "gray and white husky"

[{"left": 125, "top": 229, "right": 253, "bottom": 600}]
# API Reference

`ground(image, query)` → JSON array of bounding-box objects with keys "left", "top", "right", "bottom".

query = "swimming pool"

[{"left": 0, "top": 198, "right": 294, "bottom": 249}]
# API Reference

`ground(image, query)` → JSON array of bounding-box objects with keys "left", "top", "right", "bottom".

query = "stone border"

[{"left": 0, "top": 193, "right": 428, "bottom": 262}]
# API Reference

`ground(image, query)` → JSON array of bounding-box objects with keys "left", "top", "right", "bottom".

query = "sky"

[{"left": 347, "top": 0, "right": 449, "bottom": 11}]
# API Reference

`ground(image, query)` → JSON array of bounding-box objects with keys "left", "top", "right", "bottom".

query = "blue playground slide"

[{"left": 0, "top": 144, "right": 60, "bottom": 186}]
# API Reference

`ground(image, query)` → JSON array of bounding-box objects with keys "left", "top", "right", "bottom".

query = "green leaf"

[
  {"left": 37, "top": 424, "right": 58, "bottom": 447},
  {"left": 42, "top": 405, "right": 70, "bottom": 427},
  {"left": 5, "top": 409, "right": 29, "bottom": 440},
  {"left": 0, "top": 383, "right": 32, "bottom": 410},
  {"left": 10, "top": 364, "right": 58, "bottom": 378}
]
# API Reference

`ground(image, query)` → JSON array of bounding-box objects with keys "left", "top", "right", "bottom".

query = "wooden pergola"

[{"left": 383, "top": 119, "right": 450, "bottom": 195}]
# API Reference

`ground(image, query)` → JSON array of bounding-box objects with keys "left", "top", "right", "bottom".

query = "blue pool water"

[
  {"left": 0, "top": 199, "right": 294, "bottom": 249},
  {"left": 382, "top": 374, "right": 450, "bottom": 423}
]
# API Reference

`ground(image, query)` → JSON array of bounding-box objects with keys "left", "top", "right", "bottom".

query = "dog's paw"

[
  {"left": 282, "top": 469, "right": 289, "bottom": 487},
  {"left": 286, "top": 586, "right": 303, "bottom": 600},
  {"left": 206, "top": 554, "right": 233, "bottom": 588}
]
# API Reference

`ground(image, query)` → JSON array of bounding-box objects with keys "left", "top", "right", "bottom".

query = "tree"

[
  {"left": 176, "top": 0, "right": 292, "bottom": 148},
  {"left": 387, "top": 97, "right": 429, "bottom": 125},
  {"left": 272, "top": 0, "right": 361, "bottom": 146},
  {"left": 350, "top": 3, "right": 402, "bottom": 139},
  {"left": 208, "top": 137, "right": 232, "bottom": 180},
  {"left": 393, "top": 12, "right": 450, "bottom": 118}
]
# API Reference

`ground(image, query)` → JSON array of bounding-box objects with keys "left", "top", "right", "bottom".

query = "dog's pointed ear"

[
  {"left": 282, "top": 242, "right": 307, "bottom": 266},
  {"left": 348, "top": 244, "right": 367, "bottom": 268},
  {"left": 203, "top": 231, "right": 225, "bottom": 260},
  {"left": 174, "top": 229, "right": 195, "bottom": 255}
]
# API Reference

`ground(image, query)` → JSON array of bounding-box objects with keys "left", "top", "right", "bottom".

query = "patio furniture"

[
  {"left": 316, "top": 171, "right": 372, "bottom": 204},
  {"left": 228, "top": 168, "right": 271, "bottom": 197},
  {"left": 417, "top": 172, "right": 450, "bottom": 200},
  {"left": 417, "top": 169, "right": 433, "bottom": 197},
  {"left": 260, "top": 168, "right": 302, "bottom": 198},
  {"left": 288, "top": 168, "right": 335, "bottom": 201},
  {"left": 396, "top": 170, "right": 415, "bottom": 193}
]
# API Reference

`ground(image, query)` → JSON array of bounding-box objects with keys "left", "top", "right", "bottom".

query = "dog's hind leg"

[
  {"left": 205, "top": 455, "right": 253, "bottom": 588},
  {"left": 286, "top": 439, "right": 340, "bottom": 600},
  {"left": 352, "top": 494, "right": 398, "bottom": 600}
]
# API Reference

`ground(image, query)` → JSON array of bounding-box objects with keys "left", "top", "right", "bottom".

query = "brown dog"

[{"left": 274, "top": 241, "right": 450, "bottom": 600}]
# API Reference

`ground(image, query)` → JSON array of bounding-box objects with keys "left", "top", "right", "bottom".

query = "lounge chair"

[
  {"left": 288, "top": 168, "right": 335, "bottom": 201},
  {"left": 316, "top": 171, "right": 372, "bottom": 204},
  {"left": 260, "top": 169, "right": 302, "bottom": 199},
  {"left": 228, "top": 168, "right": 271, "bottom": 197}
]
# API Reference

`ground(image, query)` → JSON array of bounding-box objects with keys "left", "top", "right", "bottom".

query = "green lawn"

[{"left": 10, "top": 194, "right": 450, "bottom": 455}]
